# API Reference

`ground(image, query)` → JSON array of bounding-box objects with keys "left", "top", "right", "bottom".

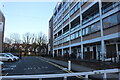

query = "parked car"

[
  {"left": 0, "top": 53, "right": 14, "bottom": 62},
  {"left": 0, "top": 61, "right": 4, "bottom": 66},
  {"left": 0, "top": 61, "right": 4, "bottom": 71},
  {"left": 7, "top": 53, "right": 19, "bottom": 61}
]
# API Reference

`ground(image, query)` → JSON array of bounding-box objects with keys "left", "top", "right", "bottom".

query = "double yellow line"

[{"left": 37, "top": 57, "right": 86, "bottom": 79}]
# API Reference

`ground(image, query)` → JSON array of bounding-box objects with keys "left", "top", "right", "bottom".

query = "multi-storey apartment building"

[
  {"left": 49, "top": 0, "right": 120, "bottom": 62},
  {"left": 0, "top": 10, "right": 5, "bottom": 53},
  {"left": 48, "top": 17, "right": 54, "bottom": 56}
]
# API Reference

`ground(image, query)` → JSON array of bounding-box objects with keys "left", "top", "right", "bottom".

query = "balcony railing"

[
  {"left": 102, "top": 2, "right": 120, "bottom": 14},
  {"left": 82, "top": 11, "right": 100, "bottom": 25}
]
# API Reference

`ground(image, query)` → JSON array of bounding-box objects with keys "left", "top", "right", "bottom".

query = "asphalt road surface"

[
  {"left": 3, "top": 56, "right": 65, "bottom": 75},
  {"left": 1, "top": 56, "right": 86, "bottom": 80}
]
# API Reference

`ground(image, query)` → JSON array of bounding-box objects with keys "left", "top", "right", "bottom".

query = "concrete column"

[
  {"left": 69, "top": 47, "right": 71, "bottom": 56},
  {"left": 76, "top": 48, "right": 79, "bottom": 59},
  {"left": 101, "top": 40, "right": 106, "bottom": 61},
  {"left": 96, "top": 45, "right": 99, "bottom": 60},
  {"left": 99, "top": 1, "right": 106, "bottom": 61},
  {"left": 57, "top": 49, "right": 58, "bottom": 56},
  {"left": 62, "top": 48, "right": 64, "bottom": 56},
  {"left": 116, "top": 43, "right": 119, "bottom": 62},
  {"left": 81, "top": 44, "right": 84, "bottom": 59}
]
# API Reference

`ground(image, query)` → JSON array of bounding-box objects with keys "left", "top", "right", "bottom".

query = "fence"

[{"left": 1, "top": 69, "right": 120, "bottom": 80}]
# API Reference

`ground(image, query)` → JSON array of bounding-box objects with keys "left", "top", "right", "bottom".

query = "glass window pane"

[
  {"left": 111, "top": 13, "right": 118, "bottom": 26},
  {"left": 86, "top": 27, "right": 89, "bottom": 34},
  {"left": 76, "top": 32, "right": 78, "bottom": 38},
  {"left": 79, "top": 30, "right": 81, "bottom": 36}
]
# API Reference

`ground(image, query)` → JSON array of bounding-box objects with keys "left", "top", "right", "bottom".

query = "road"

[
  {"left": 2, "top": 56, "right": 65, "bottom": 75},
  {"left": 2, "top": 56, "right": 85, "bottom": 80}
]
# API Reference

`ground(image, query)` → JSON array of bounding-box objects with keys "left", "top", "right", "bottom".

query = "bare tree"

[
  {"left": 36, "top": 32, "right": 48, "bottom": 55},
  {"left": 22, "top": 32, "right": 32, "bottom": 55},
  {"left": 4, "top": 37, "right": 12, "bottom": 44},
  {"left": 31, "top": 33, "right": 36, "bottom": 44},
  {"left": 22, "top": 32, "right": 31, "bottom": 44},
  {"left": 4, "top": 37, "right": 12, "bottom": 52},
  {"left": 10, "top": 33, "right": 21, "bottom": 44}
]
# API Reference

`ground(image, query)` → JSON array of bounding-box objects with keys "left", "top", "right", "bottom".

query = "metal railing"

[{"left": 1, "top": 69, "right": 120, "bottom": 80}]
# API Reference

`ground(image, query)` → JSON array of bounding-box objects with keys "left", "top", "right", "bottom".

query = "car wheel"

[
  {"left": 14, "top": 58, "right": 16, "bottom": 61},
  {"left": 8, "top": 59, "right": 12, "bottom": 62}
]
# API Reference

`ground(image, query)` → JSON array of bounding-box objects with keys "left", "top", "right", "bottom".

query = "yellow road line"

[
  {"left": 37, "top": 57, "right": 88, "bottom": 79},
  {"left": 5, "top": 73, "right": 8, "bottom": 76}
]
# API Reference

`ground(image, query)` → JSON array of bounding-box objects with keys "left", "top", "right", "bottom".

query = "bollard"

[
  {"left": 118, "top": 72, "right": 120, "bottom": 80},
  {"left": 103, "top": 73, "right": 107, "bottom": 80},
  {"left": 68, "top": 60, "right": 71, "bottom": 71},
  {"left": 39, "top": 78, "right": 42, "bottom": 80},
  {"left": 64, "top": 76, "right": 67, "bottom": 80},
  {"left": 84, "top": 75, "right": 88, "bottom": 80}
]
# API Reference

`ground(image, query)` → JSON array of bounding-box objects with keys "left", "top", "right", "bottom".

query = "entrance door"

[
  {"left": 106, "top": 44, "right": 116, "bottom": 58},
  {"left": 93, "top": 47, "right": 96, "bottom": 60}
]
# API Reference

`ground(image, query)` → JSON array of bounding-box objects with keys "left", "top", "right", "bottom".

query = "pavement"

[
  {"left": 41, "top": 57, "right": 120, "bottom": 80},
  {"left": 41, "top": 57, "right": 94, "bottom": 72}
]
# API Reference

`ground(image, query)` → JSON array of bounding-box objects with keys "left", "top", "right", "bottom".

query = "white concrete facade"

[{"left": 50, "top": 1, "right": 120, "bottom": 62}]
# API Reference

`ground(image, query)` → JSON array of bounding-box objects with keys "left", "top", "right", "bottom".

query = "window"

[
  {"left": 63, "top": 25, "right": 69, "bottom": 33},
  {"left": 54, "top": 34, "right": 57, "bottom": 39},
  {"left": 79, "top": 30, "right": 81, "bottom": 37},
  {"left": 103, "top": 12, "right": 120, "bottom": 29},
  {"left": 71, "top": 16, "right": 80, "bottom": 29},
  {"left": 91, "top": 24, "right": 95, "bottom": 32},
  {"left": 63, "top": 3, "right": 69, "bottom": 13},
  {"left": 95, "top": 22, "right": 101, "bottom": 31},
  {"left": 102, "top": 2, "right": 119, "bottom": 14},
  {"left": 82, "top": 29, "right": 86, "bottom": 36},
  {"left": 85, "top": 27, "right": 89, "bottom": 34},
  {"left": 75, "top": 32, "right": 79, "bottom": 38},
  {"left": 82, "top": 3, "right": 99, "bottom": 24},
  {"left": 82, "top": 21, "right": 101, "bottom": 36},
  {"left": 90, "top": 21, "right": 100, "bottom": 33},
  {"left": 63, "top": 14, "right": 69, "bottom": 22},
  {"left": 70, "top": 8, "right": 75, "bottom": 16},
  {"left": 67, "top": 36, "right": 70, "bottom": 41},
  {"left": 70, "top": 3, "right": 80, "bottom": 16},
  {"left": 71, "top": 34, "right": 75, "bottom": 40},
  {"left": 81, "top": 0, "right": 88, "bottom": 6}
]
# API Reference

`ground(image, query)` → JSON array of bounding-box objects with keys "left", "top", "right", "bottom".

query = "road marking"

[
  {"left": 38, "top": 67, "right": 41, "bottom": 69},
  {"left": 5, "top": 73, "right": 8, "bottom": 76},
  {"left": 34, "top": 67, "right": 36, "bottom": 69},
  {"left": 36, "top": 57, "right": 87, "bottom": 79}
]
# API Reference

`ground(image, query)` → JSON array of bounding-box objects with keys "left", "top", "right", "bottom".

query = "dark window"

[
  {"left": 54, "top": 34, "right": 57, "bottom": 39},
  {"left": 58, "top": 30, "right": 62, "bottom": 37},
  {"left": 70, "top": 3, "right": 80, "bottom": 16},
  {"left": 63, "top": 25, "right": 69, "bottom": 33},
  {"left": 102, "top": 2, "right": 119, "bottom": 14},
  {"left": 71, "top": 16, "right": 80, "bottom": 29},
  {"left": 82, "top": 3, "right": 99, "bottom": 24},
  {"left": 118, "top": 44, "right": 120, "bottom": 51}
]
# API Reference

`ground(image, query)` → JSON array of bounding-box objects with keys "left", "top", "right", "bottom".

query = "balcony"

[
  {"left": 102, "top": 2, "right": 120, "bottom": 14},
  {"left": 82, "top": 3, "right": 99, "bottom": 25}
]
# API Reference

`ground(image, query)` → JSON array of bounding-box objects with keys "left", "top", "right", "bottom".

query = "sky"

[{"left": 1, "top": 2, "right": 57, "bottom": 39}]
